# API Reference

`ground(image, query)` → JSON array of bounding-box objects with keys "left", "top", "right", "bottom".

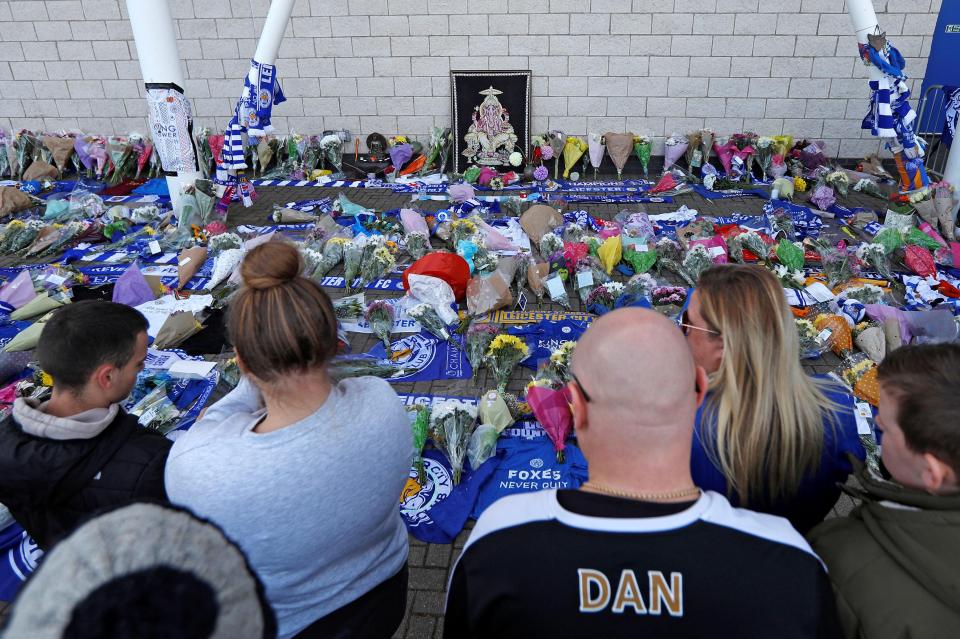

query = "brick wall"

[{"left": 0, "top": 0, "right": 943, "bottom": 157}]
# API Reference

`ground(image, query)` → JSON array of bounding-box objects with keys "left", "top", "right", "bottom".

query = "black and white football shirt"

[{"left": 445, "top": 489, "right": 840, "bottom": 638}]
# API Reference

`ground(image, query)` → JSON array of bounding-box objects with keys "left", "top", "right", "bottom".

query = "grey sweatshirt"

[{"left": 165, "top": 376, "right": 413, "bottom": 639}]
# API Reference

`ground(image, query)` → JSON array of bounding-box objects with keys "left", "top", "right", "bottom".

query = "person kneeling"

[
  {"left": 0, "top": 300, "right": 169, "bottom": 551},
  {"left": 809, "top": 343, "right": 960, "bottom": 638}
]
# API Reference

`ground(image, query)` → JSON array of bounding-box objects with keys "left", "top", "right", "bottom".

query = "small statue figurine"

[{"left": 462, "top": 87, "right": 519, "bottom": 167}]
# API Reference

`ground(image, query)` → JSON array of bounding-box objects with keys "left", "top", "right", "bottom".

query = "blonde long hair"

[{"left": 697, "top": 265, "right": 839, "bottom": 506}]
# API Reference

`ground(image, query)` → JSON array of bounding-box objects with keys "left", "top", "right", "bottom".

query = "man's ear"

[
  {"left": 694, "top": 365, "right": 709, "bottom": 409},
  {"left": 568, "top": 381, "right": 588, "bottom": 434},
  {"left": 90, "top": 362, "right": 117, "bottom": 392},
  {"left": 920, "top": 453, "right": 958, "bottom": 495}
]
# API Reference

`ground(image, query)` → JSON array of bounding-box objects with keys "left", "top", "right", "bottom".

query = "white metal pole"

[
  {"left": 125, "top": 0, "right": 202, "bottom": 213},
  {"left": 253, "top": 0, "right": 297, "bottom": 66},
  {"left": 945, "top": 141, "right": 960, "bottom": 227},
  {"left": 846, "top": 0, "right": 885, "bottom": 81}
]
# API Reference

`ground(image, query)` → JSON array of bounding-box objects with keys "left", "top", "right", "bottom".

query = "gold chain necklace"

[{"left": 581, "top": 481, "right": 701, "bottom": 502}]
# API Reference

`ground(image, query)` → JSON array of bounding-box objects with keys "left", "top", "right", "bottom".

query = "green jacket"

[{"left": 808, "top": 461, "right": 960, "bottom": 639}]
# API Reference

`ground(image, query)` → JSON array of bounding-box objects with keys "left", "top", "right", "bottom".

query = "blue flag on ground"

[
  {"left": 400, "top": 449, "right": 498, "bottom": 544},
  {"left": 472, "top": 437, "right": 589, "bottom": 518}
]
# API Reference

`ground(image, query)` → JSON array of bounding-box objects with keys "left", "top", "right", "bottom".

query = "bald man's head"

[{"left": 570, "top": 309, "right": 703, "bottom": 453}]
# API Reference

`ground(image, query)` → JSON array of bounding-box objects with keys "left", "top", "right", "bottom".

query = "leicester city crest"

[{"left": 399, "top": 457, "right": 453, "bottom": 529}]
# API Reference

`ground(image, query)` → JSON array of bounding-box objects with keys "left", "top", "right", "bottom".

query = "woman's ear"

[{"left": 235, "top": 353, "right": 250, "bottom": 376}]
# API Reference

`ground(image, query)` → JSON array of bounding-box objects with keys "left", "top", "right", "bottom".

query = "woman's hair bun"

[{"left": 240, "top": 241, "right": 302, "bottom": 291}]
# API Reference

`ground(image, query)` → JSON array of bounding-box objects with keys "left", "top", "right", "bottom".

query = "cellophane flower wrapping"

[
  {"left": 773, "top": 263, "right": 806, "bottom": 289},
  {"left": 655, "top": 238, "right": 694, "bottom": 287},
  {"left": 904, "top": 244, "right": 936, "bottom": 278},
  {"left": 796, "top": 318, "right": 828, "bottom": 359},
  {"left": 842, "top": 284, "right": 885, "bottom": 305},
  {"left": 410, "top": 405, "right": 430, "bottom": 483},
  {"left": 466, "top": 322, "right": 499, "bottom": 381},
  {"left": 633, "top": 135, "right": 652, "bottom": 176},
  {"left": 513, "top": 251, "right": 531, "bottom": 295},
  {"left": 816, "top": 242, "right": 856, "bottom": 288},
  {"left": 333, "top": 293, "right": 364, "bottom": 321},
  {"left": 585, "top": 281, "right": 625, "bottom": 315},
  {"left": 622, "top": 246, "right": 657, "bottom": 274},
  {"left": 651, "top": 285, "right": 687, "bottom": 309},
  {"left": 526, "top": 385, "right": 573, "bottom": 463},
  {"left": 682, "top": 245, "right": 713, "bottom": 284},
  {"left": 663, "top": 135, "right": 687, "bottom": 172},
  {"left": 814, "top": 313, "right": 853, "bottom": 356},
  {"left": 588, "top": 134, "right": 605, "bottom": 178},
  {"left": 755, "top": 137, "right": 774, "bottom": 179},
  {"left": 408, "top": 302, "right": 454, "bottom": 345},
  {"left": 775, "top": 238, "right": 805, "bottom": 272},
  {"left": 430, "top": 399, "right": 478, "bottom": 484},
  {"left": 855, "top": 242, "right": 894, "bottom": 281},
  {"left": 839, "top": 352, "right": 880, "bottom": 407},
  {"left": 486, "top": 334, "right": 529, "bottom": 393},
  {"left": 342, "top": 238, "right": 366, "bottom": 292},
  {"left": 359, "top": 245, "right": 396, "bottom": 289},
  {"left": 313, "top": 237, "right": 348, "bottom": 279},
  {"left": 208, "top": 232, "right": 242, "bottom": 254},
  {"left": 854, "top": 323, "right": 886, "bottom": 364},
  {"left": 810, "top": 185, "right": 836, "bottom": 211},
  {"left": 365, "top": 299, "right": 396, "bottom": 358},
  {"left": 539, "top": 231, "right": 564, "bottom": 261},
  {"left": 467, "top": 424, "right": 500, "bottom": 470}
]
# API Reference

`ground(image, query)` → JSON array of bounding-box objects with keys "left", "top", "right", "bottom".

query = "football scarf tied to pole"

[
  {"left": 215, "top": 0, "right": 296, "bottom": 213},
  {"left": 847, "top": 0, "right": 930, "bottom": 193},
  {"left": 216, "top": 61, "right": 286, "bottom": 211}
]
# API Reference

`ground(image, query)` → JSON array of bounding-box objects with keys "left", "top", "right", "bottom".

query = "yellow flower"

[
  {"left": 40, "top": 372, "right": 53, "bottom": 387},
  {"left": 793, "top": 177, "right": 807, "bottom": 192},
  {"left": 526, "top": 378, "right": 553, "bottom": 393},
  {"left": 488, "top": 334, "right": 529, "bottom": 357},
  {"left": 328, "top": 237, "right": 350, "bottom": 246},
  {"left": 451, "top": 219, "right": 477, "bottom": 234},
  {"left": 549, "top": 341, "right": 577, "bottom": 363},
  {"left": 143, "top": 226, "right": 156, "bottom": 236}
]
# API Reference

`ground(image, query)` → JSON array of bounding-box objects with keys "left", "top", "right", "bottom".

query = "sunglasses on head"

[{"left": 678, "top": 309, "right": 721, "bottom": 337}]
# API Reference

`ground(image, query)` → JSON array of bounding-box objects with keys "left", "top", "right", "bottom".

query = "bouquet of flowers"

[
  {"left": 107, "top": 136, "right": 136, "bottom": 186},
  {"left": 775, "top": 238, "right": 805, "bottom": 271},
  {"left": 816, "top": 241, "right": 856, "bottom": 288},
  {"left": 3, "top": 220, "right": 44, "bottom": 254},
  {"left": 729, "top": 231, "right": 770, "bottom": 265},
  {"left": 0, "top": 128, "right": 11, "bottom": 178},
  {"left": 358, "top": 244, "right": 396, "bottom": 290},
  {"left": 364, "top": 300, "right": 395, "bottom": 359},
  {"left": 622, "top": 246, "right": 657, "bottom": 274},
  {"left": 451, "top": 218, "right": 479, "bottom": 250},
  {"left": 562, "top": 137, "right": 588, "bottom": 179},
  {"left": 796, "top": 318, "right": 826, "bottom": 358},
  {"left": 312, "top": 237, "right": 349, "bottom": 279},
  {"left": 333, "top": 294, "right": 364, "bottom": 321},
  {"left": 430, "top": 399, "right": 478, "bottom": 484},
  {"left": 851, "top": 320, "right": 885, "bottom": 363},
  {"left": 486, "top": 334, "right": 529, "bottom": 393},
  {"left": 585, "top": 281, "right": 625, "bottom": 315},
  {"left": 208, "top": 232, "right": 242, "bottom": 254},
  {"left": 410, "top": 405, "right": 430, "bottom": 483},
  {"left": 663, "top": 134, "right": 688, "bottom": 172},
  {"left": 682, "top": 244, "right": 714, "bottom": 284},
  {"left": 840, "top": 352, "right": 880, "bottom": 407},
  {"left": 468, "top": 424, "right": 500, "bottom": 470},
  {"left": 655, "top": 238, "right": 695, "bottom": 287},
  {"left": 319, "top": 134, "right": 343, "bottom": 174},
  {"left": 814, "top": 313, "right": 853, "bottom": 357},
  {"left": 342, "top": 238, "right": 366, "bottom": 292},
  {"left": 588, "top": 133, "right": 605, "bottom": 180},
  {"left": 651, "top": 285, "right": 687, "bottom": 317},
  {"left": 466, "top": 322, "right": 499, "bottom": 381},
  {"left": 855, "top": 242, "right": 894, "bottom": 281},
  {"left": 204, "top": 246, "right": 241, "bottom": 292},
  {"left": 408, "top": 303, "right": 459, "bottom": 350},
  {"left": 633, "top": 135, "right": 652, "bottom": 177},
  {"left": 685, "top": 130, "right": 704, "bottom": 174},
  {"left": 824, "top": 169, "right": 850, "bottom": 197},
  {"left": 539, "top": 231, "right": 564, "bottom": 261},
  {"left": 526, "top": 379, "right": 573, "bottom": 462},
  {"left": 539, "top": 340, "right": 577, "bottom": 386},
  {"left": 512, "top": 251, "right": 531, "bottom": 297},
  {"left": 755, "top": 137, "right": 774, "bottom": 179},
  {"left": 773, "top": 263, "right": 806, "bottom": 289},
  {"left": 13, "top": 130, "right": 36, "bottom": 179},
  {"left": 842, "top": 283, "right": 885, "bottom": 305},
  {"left": 574, "top": 256, "right": 606, "bottom": 301}
]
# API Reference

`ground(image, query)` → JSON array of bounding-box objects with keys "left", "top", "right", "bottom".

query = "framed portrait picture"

[{"left": 450, "top": 70, "right": 532, "bottom": 174}]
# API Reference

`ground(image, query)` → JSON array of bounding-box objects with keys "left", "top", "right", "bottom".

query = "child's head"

[{"left": 876, "top": 343, "right": 960, "bottom": 494}]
